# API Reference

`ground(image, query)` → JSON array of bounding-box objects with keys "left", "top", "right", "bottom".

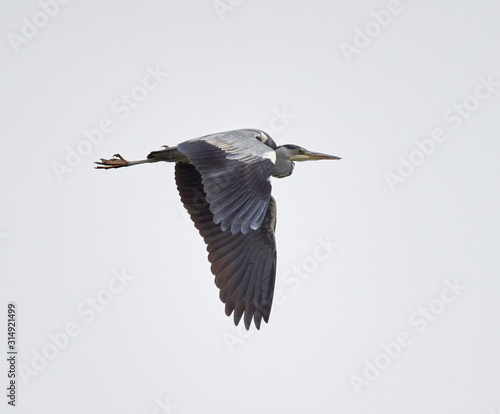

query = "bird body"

[{"left": 96, "top": 129, "right": 339, "bottom": 329}]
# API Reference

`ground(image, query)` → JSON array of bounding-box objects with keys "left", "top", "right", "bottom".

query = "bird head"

[{"left": 280, "top": 144, "right": 341, "bottom": 162}]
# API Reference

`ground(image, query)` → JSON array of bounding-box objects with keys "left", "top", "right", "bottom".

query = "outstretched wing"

[
  {"left": 175, "top": 162, "right": 277, "bottom": 330},
  {"left": 177, "top": 129, "right": 276, "bottom": 235}
]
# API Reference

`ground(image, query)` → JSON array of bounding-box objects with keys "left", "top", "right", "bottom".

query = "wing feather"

[
  {"left": 175, "top": 162, "right": 277, "bottom": 329},
  {"left": 177, "top": 129, "right": 275, "bottom": 235}
]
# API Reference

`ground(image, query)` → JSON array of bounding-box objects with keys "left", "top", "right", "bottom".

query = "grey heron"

[{"left": 95, "top": 129, "right": 340, "bottom": 329}]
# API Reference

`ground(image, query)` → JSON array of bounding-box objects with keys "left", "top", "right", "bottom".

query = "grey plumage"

[{"left": 95, "top": 128, "right": 340, "bottom": 329}]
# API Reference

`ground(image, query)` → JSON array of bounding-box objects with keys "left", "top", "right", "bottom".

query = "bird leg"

[
  {"left": 94, "top": 154, "right": 156, "bottom": 169},
  {"left": 95, "top": 154, "right": 127, "bottom": 169}
]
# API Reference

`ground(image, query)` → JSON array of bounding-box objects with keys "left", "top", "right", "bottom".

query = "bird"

[{"left": 95, "top": 129, "right": 340, "bottom": 329}]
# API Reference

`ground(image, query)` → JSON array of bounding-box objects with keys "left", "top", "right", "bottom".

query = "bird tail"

[{"left": 147, "top": 146, "right": 188, "bottom": 163}]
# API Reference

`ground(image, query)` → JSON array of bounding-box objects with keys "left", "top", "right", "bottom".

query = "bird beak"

[{"left": 307, "top": 151, "right": 341, "bottom": 161}]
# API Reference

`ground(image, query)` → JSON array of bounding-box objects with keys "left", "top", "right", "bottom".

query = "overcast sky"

[{"left": 1, "top": 1, "right": 500, "bottom": 413}]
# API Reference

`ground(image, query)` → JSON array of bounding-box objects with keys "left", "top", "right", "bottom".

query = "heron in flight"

[{"left": 95, "top": 129, "right": 340, "bottom": 329}]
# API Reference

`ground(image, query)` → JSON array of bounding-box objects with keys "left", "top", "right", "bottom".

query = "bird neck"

[{"left": 272, "top": 147, "right": 295, "bottom": 178}]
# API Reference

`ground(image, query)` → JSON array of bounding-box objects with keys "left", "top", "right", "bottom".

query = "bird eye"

[{"left": 298, "top": 149, "right": 304, "bottom": 154}]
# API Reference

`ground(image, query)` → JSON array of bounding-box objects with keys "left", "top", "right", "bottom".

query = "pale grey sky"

[{"left": 1, "top": 1, "right": 500, "bottom": 413}]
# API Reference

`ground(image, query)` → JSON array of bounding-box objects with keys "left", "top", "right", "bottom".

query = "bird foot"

[{"left": 94, "top": 154, "right": 129, "bottom": 169}]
